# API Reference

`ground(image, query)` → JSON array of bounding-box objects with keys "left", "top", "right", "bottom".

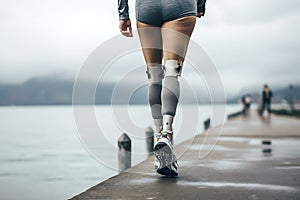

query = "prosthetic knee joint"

[
  {"left": 146, "top": 65, "right": 164, "bottom": 83},
  {"left": 163, "top": 60, "right": 182, "bottom": 78}
]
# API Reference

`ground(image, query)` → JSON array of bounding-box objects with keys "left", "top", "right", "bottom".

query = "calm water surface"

[{"left": 0, "top": 104, "right": 241, "bottom": 200}]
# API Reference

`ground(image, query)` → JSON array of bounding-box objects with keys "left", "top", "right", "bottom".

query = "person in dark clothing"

[
  {"left": 261, "top": 84, "right": 273, "bottom": 115},
  {"left": 241, "top": 94, "right": 252, "bottom": 116}
]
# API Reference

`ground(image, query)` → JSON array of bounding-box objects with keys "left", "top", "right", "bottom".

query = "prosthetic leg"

[
  {"left": 154, "top": 60, "right": 181, "bottom": 176},
  {"left": 161, "top": 60, "right": 182, "bottom": 143}
]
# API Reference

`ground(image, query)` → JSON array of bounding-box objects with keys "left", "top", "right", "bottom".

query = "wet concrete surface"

[{"left": 71, "top": 113, "right": 300, "bottom": 200}]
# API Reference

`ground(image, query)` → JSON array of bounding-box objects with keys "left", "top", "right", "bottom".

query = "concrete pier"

[{"left": 71, "top": 111, "right": 300, "bottom": 200}]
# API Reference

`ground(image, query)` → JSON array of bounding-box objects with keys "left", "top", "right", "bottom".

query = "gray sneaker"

[
  {"left": 154, "top": 135, "right": 178, "bottom": 176},
  {"left": 154, "top": 132, "right": 161, "bottom": 169}
]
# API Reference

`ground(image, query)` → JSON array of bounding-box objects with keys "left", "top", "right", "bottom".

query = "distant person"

[
  {"left": 241, "top": 94, "right": 252, "bottom": 115},
  {"left": 261, "top": 84, "right": 273, "bottom": 116},
  {"left": 118, "top": 0, "right": 207, "bottom": 176},
  {"left": 288, "top": 84, "right": 295, "bottom": 112}
]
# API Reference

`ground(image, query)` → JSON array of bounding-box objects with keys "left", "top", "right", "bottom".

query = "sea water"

[{"left": 0, "top": 104, "right": 241, "bottom": 200}]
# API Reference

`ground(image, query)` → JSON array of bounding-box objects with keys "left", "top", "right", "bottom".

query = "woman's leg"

[
  {"left": 137, "top": 21, "right": 164, "bottom": 134},
  {"left": 162, "top": 16, "right": 196, "bottom": 62},
  {"left": 161, "top": 16, "right": 196, "bottom": 141}
]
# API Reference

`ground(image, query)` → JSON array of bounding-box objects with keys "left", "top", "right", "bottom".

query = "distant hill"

[
  {"left": 0, "top": 77, "right": 147, "bottom": 105},
  {"left": 0, "top": 77, "right": 206, "bottom": 105},
  {"left": 0, "top": 77, "right": 298, "bottom": 106},
  {"left": 0, "top": 78, "right": 73, "bottom": 105}
]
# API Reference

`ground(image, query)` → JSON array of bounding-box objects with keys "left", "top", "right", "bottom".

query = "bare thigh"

[
  {"left": 137, "top": 16, "right": 196, "bottom": 67},
  {"left": 137, "top": 21, "right": 163, "bottom": 67},
  {"left": 162, "top": 16, "right": 196, "bottom": 64}
]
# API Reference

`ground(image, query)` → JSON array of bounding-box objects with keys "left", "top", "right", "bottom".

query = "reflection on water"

[{"left": 259, "top": 112, "right": 271, "bottom": 125}]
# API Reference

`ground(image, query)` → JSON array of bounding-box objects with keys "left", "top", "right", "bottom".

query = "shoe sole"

[{"left": 154, "top": 142, "right": 178, "bottom": 177}]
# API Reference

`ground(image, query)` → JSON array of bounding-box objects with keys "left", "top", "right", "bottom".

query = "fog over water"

[{"left": 0, "top": 0, "right": 300, "bottom": 96}]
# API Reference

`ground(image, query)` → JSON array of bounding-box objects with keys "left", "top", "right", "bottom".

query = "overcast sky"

[{"left": 0, "top": 0, "right": 299, "bottom": 95}]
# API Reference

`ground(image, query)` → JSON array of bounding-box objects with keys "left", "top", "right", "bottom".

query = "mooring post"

[
  {"left": 204, "top": 118, "right": 211, "bottom": 130},
  {"left": 118, "top": 133, "right": 131, "bottom": 171},
  {"left": 145, "top": 127, "right": 154, "bottom": 157}
]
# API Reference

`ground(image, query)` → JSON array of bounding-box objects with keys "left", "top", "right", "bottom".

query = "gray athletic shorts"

[{"left": 136, "top": 0, "right": 197, "bottom": 26}]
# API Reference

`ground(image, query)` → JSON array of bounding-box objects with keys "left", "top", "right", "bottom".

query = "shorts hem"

[
  {"left": 136, "top": 18, "right": 162, "bottom": 27},
  {"left": 165, "top": 12, "right": 197, "bottom": 23}
]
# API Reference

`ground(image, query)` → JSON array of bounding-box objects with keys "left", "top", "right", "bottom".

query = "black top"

[{"left": 263, "top": 90, "right": 273, "bottom": 101}]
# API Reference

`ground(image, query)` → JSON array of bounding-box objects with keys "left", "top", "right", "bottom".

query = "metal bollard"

[
  {"left": 204, "top": 118, "right": 210, "bottom": 130},
  {"left": 145, "top": 127, "right": 154, "bottom": 157},
  {"left": 262, "top": 140, "right": 272, "bottom": 145},
  {"left": 118, "top": 133, "right": 131, "bottom": 171}
]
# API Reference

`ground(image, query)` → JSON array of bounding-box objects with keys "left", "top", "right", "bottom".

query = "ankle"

[
  {"left": 161, "top": 130, "right": 173, "bottom": 144},
  {"left": 154, "top": 132, "right": 162, "bottom": 142},
  {"left": 162, "top": 115, "right": 174, "bottom": 131}
]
